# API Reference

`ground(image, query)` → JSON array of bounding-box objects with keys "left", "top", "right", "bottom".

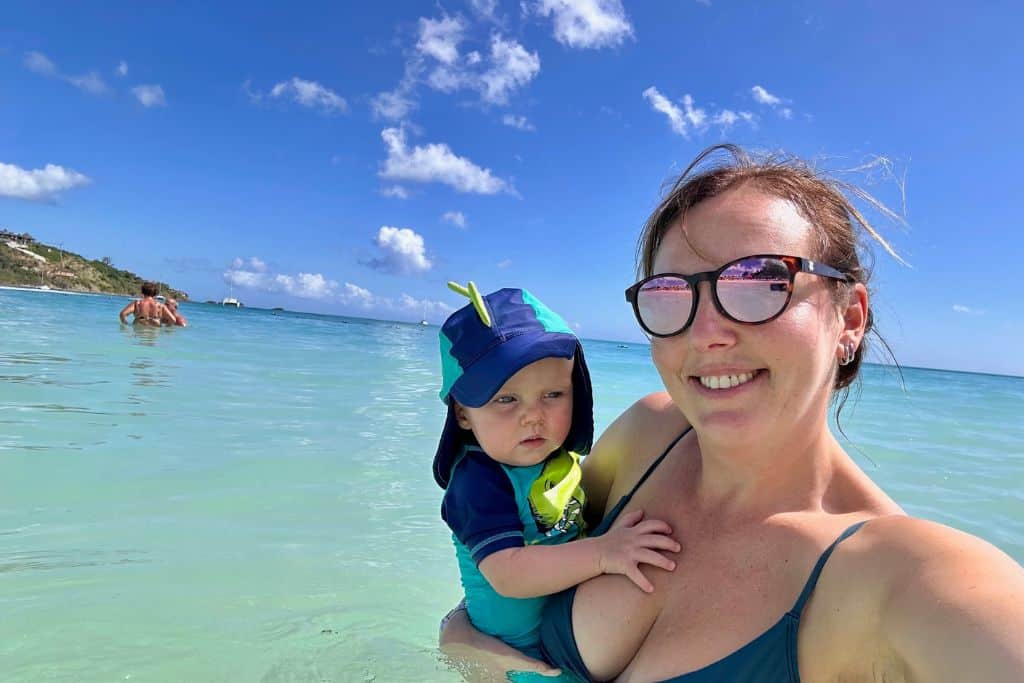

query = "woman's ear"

[{"left": 840, "top": 282, "right": 869, "bottom": 346}]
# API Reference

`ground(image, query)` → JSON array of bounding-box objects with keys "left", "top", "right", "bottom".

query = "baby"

[{"left": 434, "top": 283, "right": 678, "bottom": 657}]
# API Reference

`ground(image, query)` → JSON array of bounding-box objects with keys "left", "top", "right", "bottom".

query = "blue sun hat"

[{"left": 433, "top": 282, "right": 594, "bottom": 489}]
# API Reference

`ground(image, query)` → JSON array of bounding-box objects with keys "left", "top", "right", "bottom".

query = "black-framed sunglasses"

[{"left": 625, "top": 254, "right": 851, "bottom": 338}]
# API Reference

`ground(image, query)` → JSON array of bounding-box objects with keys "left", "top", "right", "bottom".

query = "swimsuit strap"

[
  {"left": 622, "top": 426, "right": 693, "bottom": 504},
  {"left": 789, "top": 520, "right": 867, "bottom": 616}
]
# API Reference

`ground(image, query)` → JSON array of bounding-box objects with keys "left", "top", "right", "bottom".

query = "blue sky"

[{"left": 3, "top": 1, "right": 1023, "bottom": 376}]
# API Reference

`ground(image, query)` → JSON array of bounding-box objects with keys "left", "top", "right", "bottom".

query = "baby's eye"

[
  {"left": 545, "top": 390, "right": 566, "bottom": 399},
  {"left": 493, "top": 395, "right": 516, "bottom": 405}
]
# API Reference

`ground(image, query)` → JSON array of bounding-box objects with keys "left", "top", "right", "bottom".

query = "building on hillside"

[{"left": 0, "top": 229, "right": 34, "bottom": 244}]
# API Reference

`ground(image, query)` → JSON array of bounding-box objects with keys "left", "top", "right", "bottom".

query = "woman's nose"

[{"left": 686, "top": 282, "right": 736, "bottom": 350}]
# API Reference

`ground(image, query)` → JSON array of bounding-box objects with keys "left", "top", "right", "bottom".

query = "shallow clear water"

[{"left": 1, "top": 288, "right": 1021, "bottom": 681}]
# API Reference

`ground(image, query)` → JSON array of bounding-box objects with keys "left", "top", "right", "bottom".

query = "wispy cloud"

[
  {"left": 24, "top": 51, "right": 57, "bottom": 76},
  {"left": 751, "top": 85, "right": 781, "bottom": 105},
  {"left": 952, "top": 304, "right": 984, "bottom": 315},
  {"left": 117, "top": 60, "right": 128, "bottom": 77},
  {"left": 380, "top": 185, "right": 410, "bottom": 199},
  {"left": 341, "top": 282, "right": 375, "bottom": 307},
  {"left": 132, "top": 84, "right": 166, "bottom": 107},
  {"left": 534, "top": 0, "right": 634, "bottom": 49},
  {"left": 364, "top": 226, "right": 432, "bottom": 275},
  {"left": 376, "top": 14, "right": 541, "bottom": 118},
  {"left": 442, "top": 210, "right": 467, "bottom": 228},
  {"left": 24, "top": 51, "right": 109, "bottom": 94},
  {"left": 478, "top": 36, "right": 541, "bottom": 104},
  {"left": 503, "top": 113, "right": 536, "bottom": 131},
  {"left": 751, "top": 85, "right": 794, "bottom": 118},
  {"left": 379, "top": 126, "right": 513, "bottom": 194},
  {"left": 224, "top": 257, "right": 339, "bottom": 300},
  {"left": 417, "top": 16, "right": 466, "bottom": 65},
  {"left": 371, "top": 85, "right": 417, "bottom": 121},
  {"left": 0, "top": 161, "right": 91, "bottom": 202},
  {"left": 497, "top": 258, "right": 512, "bottom": 269},
  {"left": 644, "top": 86, "right": 755, "bottom": 138},
  {"left": 268, "top": 77, "right": 348, "bottom": 113}
]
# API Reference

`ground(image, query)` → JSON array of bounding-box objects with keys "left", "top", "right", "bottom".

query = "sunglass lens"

[
  {"left": 637, "top": 276, "right": 693, "bottom": 335},
  {"left": 716, "top": 257, "right": 791, "bottom": 323}
]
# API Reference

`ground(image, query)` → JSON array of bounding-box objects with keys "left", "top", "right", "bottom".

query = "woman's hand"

[
  {"left": 439, "top": 606, "right": 563, "bottom": 682},
  {"left": 596, "top": 508, "right": 680, "bottom": 593}
]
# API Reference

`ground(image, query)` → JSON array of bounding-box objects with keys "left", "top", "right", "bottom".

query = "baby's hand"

[{"left": 596, "top": 509, "right": 680, "bottom": 593}]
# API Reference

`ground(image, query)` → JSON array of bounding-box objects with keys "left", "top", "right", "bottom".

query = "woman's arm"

[
  {"left": 876, "top": 518, "right": 1024, "bottom": 681},
  {"left": 438, "top": 607, "right": 562, "bottom": 682},
  {"left": 118, "top": 301, "right": 134, "bottom": 323}
]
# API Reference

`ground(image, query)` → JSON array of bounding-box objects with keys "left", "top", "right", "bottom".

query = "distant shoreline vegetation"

[{"left": 0, "top": 230, "right": 186, "bottom": 299}]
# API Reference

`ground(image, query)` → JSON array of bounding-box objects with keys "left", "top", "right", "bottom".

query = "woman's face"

[{"left": 649, "top": 185, "right": 848, "bottom": 444}]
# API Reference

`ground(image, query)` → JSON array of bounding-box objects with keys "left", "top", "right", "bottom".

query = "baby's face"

[{"left": 455, "top": 357, "right": 574, "bottom": 468}]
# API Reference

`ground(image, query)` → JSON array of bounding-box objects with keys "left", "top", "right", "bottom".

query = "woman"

[
  {"left": 440, "top": 145, "right": 1024, "bottom": 682},
  {"left": 118, "top": 281, "right": 175, "bottom": 327}
]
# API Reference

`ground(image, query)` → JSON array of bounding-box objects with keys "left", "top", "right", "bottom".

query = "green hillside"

[{"left": 0, "top": 232, "right": 187, "bottom": 299}]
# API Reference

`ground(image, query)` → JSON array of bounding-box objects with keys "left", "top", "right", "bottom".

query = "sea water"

[{"left": 1, "top": 288, "right": 1021, "bottom": 682}]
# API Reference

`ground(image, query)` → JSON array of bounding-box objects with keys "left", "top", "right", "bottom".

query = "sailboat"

[
  {"left": 419, "top": 306, "right": 429, "bottom": 326},
  {"left": 222, "top": 284, "right": 242, "bottom": 307}
]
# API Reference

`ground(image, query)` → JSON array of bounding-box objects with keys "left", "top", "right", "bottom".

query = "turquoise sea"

[{"left": 2, "top": 287, "right": 1022, "bottom": 682}]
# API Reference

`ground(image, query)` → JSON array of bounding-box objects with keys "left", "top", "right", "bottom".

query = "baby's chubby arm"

[{"left": 478, "top": 509, "right": 680, "bottom": 598}]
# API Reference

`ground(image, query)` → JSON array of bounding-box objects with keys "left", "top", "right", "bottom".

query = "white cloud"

[
  {"left": 952, "top": 304, "right": 984, "bottom": 315},
  {"left": 380, "top": 185, "right": 410, "bottom": 199},
  {"left": 497, "top": 258, "right": 512, "bottom": 269},
  {"left": 340, "top": 282, "right": 375, "bottom": 307},
  {"left": 480, "top": 36, "right": 541, "bottom": 104},
  {"left": 645, "top": 87, "right": 756, "bottom": 137},
  {"left": 642, "top": 86, "right": 687, "bottom": 136},
  {"left": 117, "top": 60, "right": 128, "bottom": 77},
  {"left": 132, "top": 84, "right": 166, "bottom": 107},
  {"left": 274, "top": 272, "right": 339, "bottom": 299},
  {"left": 371, "top": 87, "right": 417, "bottom": 121},
  {"left": 502, "top": 114, "right": 536, "bottom": 131},
  {"left": 535, "top": 0, "right": 634, "bottom": 49},
  {"left": 67, "top": 71, "right": 108, "bottom": 94},
  {"left": 270, "top": 77, "right": 348, "bottom": 113},
  {"left": 379, "top": 127, "right": 512, "bottom": 194},
  {"left": 24, "top": 51, "right": 108, "bottom": 95},
  {"left": 470, "top": 0, "right": 501, "bottom": 21},
  {"left": 751, "top": 85, "right": 781, "bottom": 106},
  {"left": 24, "top": 51, "right": 57, "bottom": 76},
  {"left": 442, "top": 210, "right": 467, "bottom": 228},
  {"left": 0, "top": 161, "right": 91, "bottom": 202},
  {"left": 416, "top": 16, "right": 466, "bottom": 65},
  {"left": 751, "top": 85, "right": 795, "bottom": 119},
  {"left": 366, "top": 226, "right": 432, "bottom": 275},
  {"left": 224, "top": 258, "right": 338, "bottom": 300}
]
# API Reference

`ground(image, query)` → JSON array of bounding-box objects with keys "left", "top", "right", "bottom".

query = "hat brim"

[{"left": 447, "top": 332, "right": 578, "bottom": 408}]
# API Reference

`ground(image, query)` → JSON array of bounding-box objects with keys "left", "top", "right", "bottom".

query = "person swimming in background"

[
  {"left": 118, "top": 281, "right": 176, "bottom": 327},
  {"left": 434, "top": 281, "right": 679, "bottom": 673},
  {"left": 165, "top": 297, "right": 188, "bottom": 327}
]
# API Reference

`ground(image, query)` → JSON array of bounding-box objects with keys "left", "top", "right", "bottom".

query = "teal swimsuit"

[{"left": 538, "top": 428, "right": 867, "bottom": 682}]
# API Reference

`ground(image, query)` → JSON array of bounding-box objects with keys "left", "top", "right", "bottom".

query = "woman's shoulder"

[
  {"left": 583, "top": 393, "right": 691, "bottom": 509},
  {"left": 810, "top": 515, "right": 1024, "bottom": 680}
]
